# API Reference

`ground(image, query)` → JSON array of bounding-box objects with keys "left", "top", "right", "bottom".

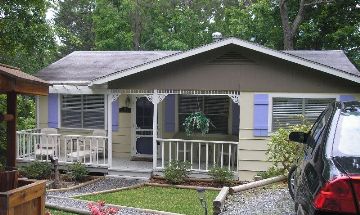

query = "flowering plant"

[{"left": 88, "top": 201, "right": 119, "bottom": 215}]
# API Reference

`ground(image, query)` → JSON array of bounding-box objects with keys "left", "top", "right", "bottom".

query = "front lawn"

[{"left": 76, "top": 186, "right": 218, "bottom": 215}]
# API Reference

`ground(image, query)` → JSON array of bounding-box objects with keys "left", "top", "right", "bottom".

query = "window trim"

[
  {"left": 59, "top": 94, "right": 107, "bottom": 130},
  {"left": 268, "top": 93, "right": 339, "bottom": 133}
]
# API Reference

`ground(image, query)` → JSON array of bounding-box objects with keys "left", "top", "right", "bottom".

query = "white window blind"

[
  {"left": 178, "top": 95, "right": 229, "bottom": 134},
  {"left": 272, "top": 97, "right": 335, "bottom": 131},
  {"left": 61, "top": 94, "right": 105, "bottom": 129}
]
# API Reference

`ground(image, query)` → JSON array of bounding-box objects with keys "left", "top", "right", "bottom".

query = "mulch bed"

[{"left": 150, "top": 177, "right": 243, "bottom": 188}]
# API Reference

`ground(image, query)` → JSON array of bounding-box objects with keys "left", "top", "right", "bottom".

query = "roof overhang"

[
  {"left": 0, "top": 64, "right": 50, "bottom": 96},
  {"left": 90, "top": 38, "right": 360, "bottom": 86}
]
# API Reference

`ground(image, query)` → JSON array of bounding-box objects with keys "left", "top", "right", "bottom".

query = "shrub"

[
  {"left": 68, "top": 162, "right": 89, "bottom": 182},
  {"left": 208, "top": 166, "right": 234, "bottom": 185},
  {"left": 256, "top": 166, "right": 284, "bottom": 179},
  {"left": 267, "top": 115, "right": 312, "bottom": 174},
  {"left": 164, "top": 160, "right": 190, "bottom": 184},
  {"left": 20, "top": 161, "right": 52, "bottom": 179},
  {"left": 0, "top": 162, "right": 4, "bottom": 172}
]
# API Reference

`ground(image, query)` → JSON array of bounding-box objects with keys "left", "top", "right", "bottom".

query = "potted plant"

[
  {"left": 183, "top": 111, "right": 214, "bottom": 136},
  {"left": 0, "top": 162, "right": 18, "bottom": 192}
]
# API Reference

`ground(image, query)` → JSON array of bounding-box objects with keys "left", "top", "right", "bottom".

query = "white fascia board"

[
  {"left": 50, "top": 85, "right": 108, "bottom": 94},
  {"left": 90, "top": 38, "right": 360, "bottom": 85}
]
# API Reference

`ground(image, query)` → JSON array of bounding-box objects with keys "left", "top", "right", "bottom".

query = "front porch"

[{"left": 17, "top": 90, "right": 240, "bottom": 177}]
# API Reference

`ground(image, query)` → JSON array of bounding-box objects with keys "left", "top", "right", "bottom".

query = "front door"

[{"left": 134, "top": 97, "right": 153, "bottom": 155}]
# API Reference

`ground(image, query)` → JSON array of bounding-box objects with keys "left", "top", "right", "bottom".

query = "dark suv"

[{"left": 288, "top": 101, "right": 360, "bottom": 215}]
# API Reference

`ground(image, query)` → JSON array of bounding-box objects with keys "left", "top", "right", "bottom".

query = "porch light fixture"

[{"left": 196, "top": 187, "right": 208, "bottom": 215}]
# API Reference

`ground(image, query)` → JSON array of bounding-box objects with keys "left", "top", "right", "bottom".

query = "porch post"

[
  {"left": 107, "top": 94, "right": 112, "bottom": 168},
  {"left": 146, "top": 90, "right": 168, "bottom": 169},
  {"left": 228, "top": 93, "right": 240, "bottom": 173}
]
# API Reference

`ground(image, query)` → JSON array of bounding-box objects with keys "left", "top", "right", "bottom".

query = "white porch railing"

[
  {"left": 16, "top": 130, "right": 109, "bottom": 167},
  {"left": 156, "top": 138, "right": 238, "bottom": 172}
]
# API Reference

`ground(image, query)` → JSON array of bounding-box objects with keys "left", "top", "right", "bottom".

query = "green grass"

[
  {"left": 76, "top": 186, "right": 218, "bottom": 215},
  {"left": 46, "top": 208, "right": 78, "bottom": 215}
]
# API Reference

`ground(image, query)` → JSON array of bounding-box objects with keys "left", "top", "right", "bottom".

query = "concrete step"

[{"left": 108, "top": 168, "right": 153, "bottom": 179}]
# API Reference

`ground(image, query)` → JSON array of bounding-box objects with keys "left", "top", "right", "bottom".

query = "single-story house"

[{"left": 16, "top": 37, "right": 360, "bottom": 181}]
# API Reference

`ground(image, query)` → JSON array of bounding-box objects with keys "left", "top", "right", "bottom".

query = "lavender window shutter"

[
  {"left": 165, "top": 95, "right": 175, "bottom": 132},
  {"left": 232, "top": 101, "right": 240, "bottom": 136},
  {"left": 340, "top": 95, "right": 355, "bottom": 102},
  {"left": 253, "top": 94, "right": 269, "bottom": 137},
  {"left": 48, "top": 94, "right": 59, "bottom": 128},
  {"left": 112, "top": 99, "right": 119, "bottom": 131}
]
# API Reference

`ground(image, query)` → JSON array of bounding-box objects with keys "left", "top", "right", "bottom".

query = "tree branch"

[{"left": 291, "top": 0, "right": 306, "bottom": 36}]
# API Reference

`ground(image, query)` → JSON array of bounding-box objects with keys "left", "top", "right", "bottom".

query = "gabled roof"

[
  {"left": 283, "top": 50, "right": 359, "bottom": 76},
  {"left": 90, "top": 37, "right": 360, "bottom": 85},
  {"left": 36, "top": 51, "right": 178, "bottom": 84}
]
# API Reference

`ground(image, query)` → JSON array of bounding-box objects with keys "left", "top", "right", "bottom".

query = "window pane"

[
  {"left": 272, "top": 98, "right": 303, "bottom": 130},
  {"left": 61, "top": 95, "right": 82, "bottom": 128},
  {"left": 61, "top": 94, "right": 105, "bottom": 129},
  {"left": 178, "top": 95, "right": 229, "bottom": 134},
  {"left": 83, "top": 95, "right": 105, "bottom": 129},
  {"left": 272, "top": 97, "right": 335, "bottom": 131}
]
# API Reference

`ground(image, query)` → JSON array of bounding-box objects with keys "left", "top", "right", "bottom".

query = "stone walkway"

[{"left": 221, "top": 183, "right": 295, "bottom": 215}]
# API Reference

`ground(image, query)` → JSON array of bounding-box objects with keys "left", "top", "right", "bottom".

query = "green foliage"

[
  {"left": 164, "top": 161, "right": 190, "bottom": 184},
  {"left": 0, "top": 162, "right": 4, "bottom": 172},
  {"left": 0, "top": 95, "right": 36, "bottom": 167},
  {"left": 256, "top": 166, "right": 284, "bottom": 179},
  {"left": 54, "top": 0, "right": 96, "bottom": 56},
  {"left": 267, "top": 116, "right": 312, "bottom": 173},
  {"left": 0, "top": 0, "right": 58, "bottom": 74},
  {"left": 20, "top": 161, "right": 52, "bottom": 179},
  {"left": 224, "top": 0, "right": 283, "bottom": 49},
  {"left": 208, "top": 166, "right": 234, "bottom": 185},
  {"left": 67, "top": 162, "right": 89, "bottom": 182},
  {"left": 183, "top": 112, "right": 212, "bottom": 136}
]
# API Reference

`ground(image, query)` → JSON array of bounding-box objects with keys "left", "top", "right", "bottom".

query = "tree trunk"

[
  {"left": 132, "top": 0, "right": 142, "bottom": 51},
  {"left": 279, "top": 0, "right": 306, "bottom": 50}
]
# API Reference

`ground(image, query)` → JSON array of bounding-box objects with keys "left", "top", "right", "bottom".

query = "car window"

[
  {"left": 307, "top": 108, "right": 332, "bottom": 148},
  {"left": 333, "top": 111, "right": 360, "bottom": 156}
]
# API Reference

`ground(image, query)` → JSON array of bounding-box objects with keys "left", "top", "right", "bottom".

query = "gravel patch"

[
  {"left": 221, "top": 183, "right": 295, "bottom": 215},
  {"left": 46, "top": 196, "right": 156, "bottom": 215},
  {"left": 47, "top": 177, "right": 146, "bottom": 197}
]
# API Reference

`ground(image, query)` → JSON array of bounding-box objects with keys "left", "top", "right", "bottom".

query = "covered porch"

[{"left": 16, "top": 89, "right": 240, "bottom": 175}]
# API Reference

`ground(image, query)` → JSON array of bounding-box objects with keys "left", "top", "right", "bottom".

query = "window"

[
  {"left": 178, "top": 95, "right": 229, "bottom": 134},
  {"left": 272, "top": 97, "right": 335, "bottom": 131},
  {"left": 61, "top": 94, "right": 105, "bottom": 129}
]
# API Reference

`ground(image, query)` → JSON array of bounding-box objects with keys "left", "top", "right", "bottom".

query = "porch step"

[{"left": 108, "top": 168, "right": 153, "bottom": 179}]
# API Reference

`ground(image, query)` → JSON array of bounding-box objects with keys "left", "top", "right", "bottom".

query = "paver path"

[{"left": 221, "top": 183, "right": 295, "bottom": 215}]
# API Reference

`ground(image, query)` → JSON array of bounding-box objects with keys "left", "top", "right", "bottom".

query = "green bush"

[
  {"left": 20, "top": 161, "right": 52, "bottom": 179},
  {"left": 208, "top": 166, "right": 234, "bottom": 185},
  {"left": 267, "top": 115, "right": 312, "bottom": 174},
  {"left": 164, "top": 161, "right": 190, "bottom": 184},
  {"left": 68, "top": 162, "right": 89, "bottom": 182},
  {"left": 256, "top": 166, "right": 284, "bottom": 179}
]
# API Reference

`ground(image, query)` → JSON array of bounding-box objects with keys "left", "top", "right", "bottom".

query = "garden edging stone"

[{"left": 47, "top": 176, "right": 104, "bottom": 192}]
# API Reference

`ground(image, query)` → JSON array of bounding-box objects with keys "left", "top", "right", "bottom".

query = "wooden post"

[
  {"left": 107, "top": 94, "right": 113, "bottom": 168},
  {"left": 6, "top": 92, "right": 17, "bottom": 170}
]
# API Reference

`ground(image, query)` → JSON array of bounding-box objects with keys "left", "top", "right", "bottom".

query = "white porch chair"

[
  {"left": 35, "top": 128, "right": 58, "bottom": 158},
  {"left": 67, "top": 129, "right": 106, "bottom": 162}
]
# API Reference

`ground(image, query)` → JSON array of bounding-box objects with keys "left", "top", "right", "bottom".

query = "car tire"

[{"left": 288, "top": 165, "right": 297, "bottom": 200}]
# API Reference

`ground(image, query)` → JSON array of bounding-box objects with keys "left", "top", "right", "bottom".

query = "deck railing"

[
  {"left": 156, "top": 138, "right": 238, "bottom": 172},
  {"left": 16, "top": 130, "right": 108, "bottom": 167}
]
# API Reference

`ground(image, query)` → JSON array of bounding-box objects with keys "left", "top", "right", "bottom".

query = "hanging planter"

[{"left": 183, "top": 111, "right": 214, "bottom": 136}]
